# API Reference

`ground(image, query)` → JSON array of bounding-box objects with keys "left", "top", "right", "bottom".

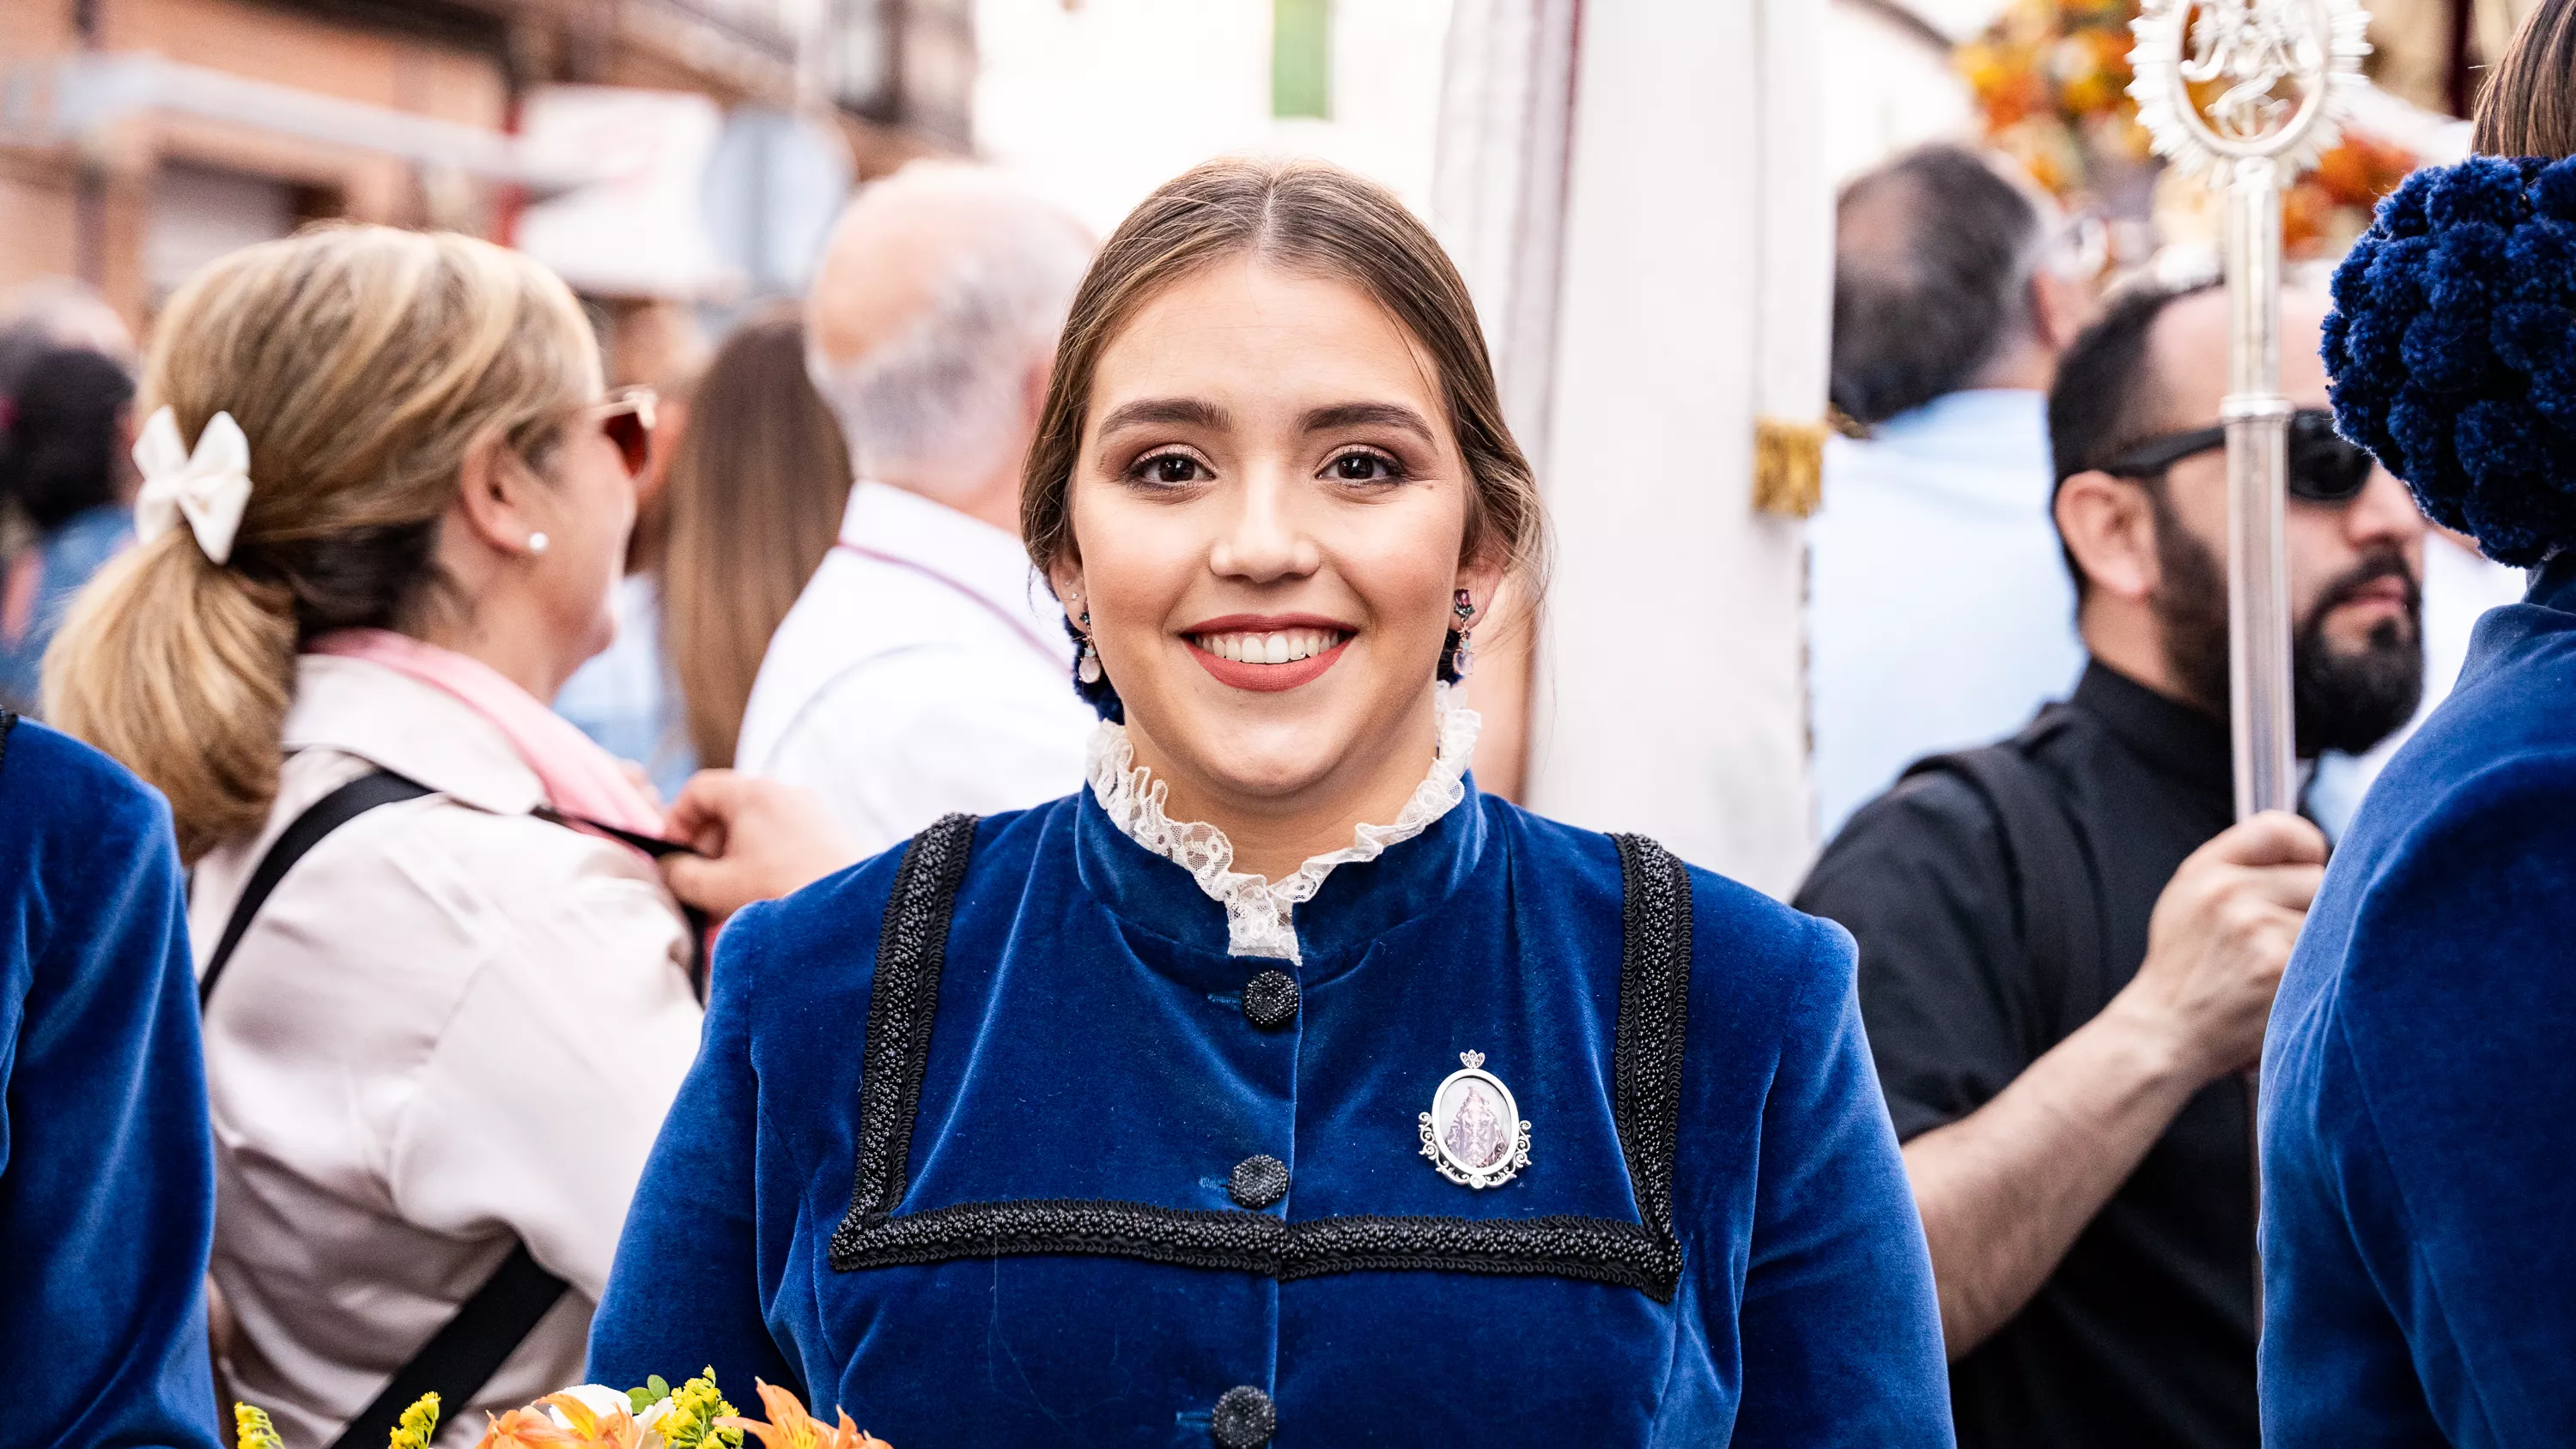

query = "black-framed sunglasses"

[{"left": 2093, "top": 408, "right": 2375, "bottom": 505}]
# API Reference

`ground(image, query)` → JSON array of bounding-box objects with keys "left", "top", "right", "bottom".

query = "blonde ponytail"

[
  {"left": 40, "top": 225, "right": 597, "bottom": 863},
  {"left": 45, "top": 532, "right": 295, "bottom": 861}
]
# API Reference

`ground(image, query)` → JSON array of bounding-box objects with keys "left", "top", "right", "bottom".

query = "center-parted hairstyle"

[
  {"left": 1020, "top": 157, "right": 1548, "bottom": 715},
  {"left": 44, "top": 226, "right": 598, "bottom": 860}
]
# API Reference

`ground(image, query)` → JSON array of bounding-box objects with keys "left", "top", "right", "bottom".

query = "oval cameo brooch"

[{"left": 1419, "top": 1050, "right": 1532, "bottom": 1189}]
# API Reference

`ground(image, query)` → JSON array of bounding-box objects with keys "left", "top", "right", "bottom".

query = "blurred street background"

[{"left": 0, "top": 0, "right": 2525, "bottom": 893}]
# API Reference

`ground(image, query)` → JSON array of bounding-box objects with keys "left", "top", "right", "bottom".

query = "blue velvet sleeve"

[
  {"left": 588, "top": 900, "right": 803, "bottom": 1399},
  {"left": 1717, "top": 909, "right": 1952, "bottom": 1446},
  {"left": 0, "top": 723, "right": 222, "bottom": 1449},
  {"left": 2261, "top": 761, "right": 2576, "bottom": 1446}
]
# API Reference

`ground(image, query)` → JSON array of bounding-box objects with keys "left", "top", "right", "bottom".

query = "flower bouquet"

[{"left": 232, "top": 1370, "right": 890, "bottom": 1449}]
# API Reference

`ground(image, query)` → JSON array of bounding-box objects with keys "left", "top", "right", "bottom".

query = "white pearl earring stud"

[{"left": 526, "top": 531, "right": 550, "bottom": 555}]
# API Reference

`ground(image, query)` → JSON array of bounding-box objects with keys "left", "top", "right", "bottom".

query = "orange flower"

[
  {"left": 470, "top": 1396, "right": 651, "bottom": 1449},
  {"left": 2313, "top": 135, "right": 2419, "bottom": 207},
  {"left": 473, "top": 1408, "right": 574, "bottom": 1449},
  {"left": 716, "top": 1379, "right": 892, "bottom": 1449},
  {"left": 538, "top": 1392, "right": 653, "bottom": 1449}
]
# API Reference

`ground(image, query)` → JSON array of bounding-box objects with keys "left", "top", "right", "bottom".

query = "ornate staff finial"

[{"left": 2129, "top": 0, "right": 2372, "bottom": 180}]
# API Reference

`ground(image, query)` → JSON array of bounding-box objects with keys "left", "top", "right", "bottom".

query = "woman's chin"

[{"left": 1133, "top": 706, "right": 1358, "bottom": 804}]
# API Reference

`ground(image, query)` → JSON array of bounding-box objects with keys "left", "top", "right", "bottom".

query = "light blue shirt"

[
  {"left": 553, "top": 573, "right": 696, "bottom": 801},
  {"left": 1807, "top": 389, "right": 2085, "bottom": 840},
  {"left": 0, "top": 503, "right": 133, "bottom": 715}
]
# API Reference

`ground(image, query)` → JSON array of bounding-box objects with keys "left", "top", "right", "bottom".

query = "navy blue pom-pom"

[{"left": 2324, "top": 154, "right": 2576, "bottom": 565}]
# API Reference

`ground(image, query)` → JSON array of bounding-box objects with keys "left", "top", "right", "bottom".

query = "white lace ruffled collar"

[{"left": 1084, "top": 702, "right": 1482, "bottom": 962}]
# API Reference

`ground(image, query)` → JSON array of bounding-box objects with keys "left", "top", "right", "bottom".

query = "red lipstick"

[{"left": 1184, "top": 615, "right": 1355, "bottom": 694}]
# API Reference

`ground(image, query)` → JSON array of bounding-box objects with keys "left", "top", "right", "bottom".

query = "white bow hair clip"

[{"left": 133, "top": 407, "right": 253, "bottom": 566}]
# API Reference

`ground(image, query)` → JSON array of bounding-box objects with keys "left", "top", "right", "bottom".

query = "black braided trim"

[
  {"left": 831, "top": 1198, "right": 1681, "bottom": 1300},
  {"left": 830, "top": 813, "right": 981, "bottom": 1259},
  {"left": 825, "top": 820, "right": 1695, "bottom": 1304},
  {"left": 1610, "top": 834, "right": 1692, "bottom": 1264},
  {"left": 1283, "top": 1212, "right": 1679, "bottom": 1298}
]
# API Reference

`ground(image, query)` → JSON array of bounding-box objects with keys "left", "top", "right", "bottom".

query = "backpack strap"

[
  {"left": 199, "top": 768, "right": 571, "bottom": 1443},
  {"left": 1899, "top": 712, "right": 2109, "bottom": 1054}
]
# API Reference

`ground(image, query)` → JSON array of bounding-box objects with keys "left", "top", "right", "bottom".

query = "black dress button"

[
  {"left": 1228, "top": 1154, "right": 1290, "bottom": 1210},
  {"left": 1242, "top": 969, "right": 1299, "bottom": 1029},
  {"left": 1211, "top": 1385, "right": 1276, "bottom": 1448}
]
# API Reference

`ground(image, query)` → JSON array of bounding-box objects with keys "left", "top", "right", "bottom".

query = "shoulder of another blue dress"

[
  {"left": 2326, "top": 623, "right": 2576, "bottom": 905},
  {"left": 708, "top": 795, "right": 1077, "bottom": 1006},
  {"left": 1483, "top": 796, "right": 1850, "bottom": 1028},
  {"left": 2283, "top": 689, "right": 2576, "bottom": 1060},
  {"left": 0, "top": 718, "right": 178, "bottom": 872}
]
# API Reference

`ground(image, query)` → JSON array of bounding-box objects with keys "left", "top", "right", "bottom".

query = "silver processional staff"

[
  {"left": 2128, "top": 0, "right": 2372, "bottom": 821},
  {"left": 2125, "top": 0, "right": 2372, "bottom": 1313}
]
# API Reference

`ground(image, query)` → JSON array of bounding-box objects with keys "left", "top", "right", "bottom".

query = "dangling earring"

[
  {"left": 1449, "top": 589, "right": 1477, "bottom": 679},
  {"left": 1075, "top": 605, "right": 1103, "bottom": 685}
]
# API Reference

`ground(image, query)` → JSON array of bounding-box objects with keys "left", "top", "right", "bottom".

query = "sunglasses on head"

[
  {"left": 589, "top": 385, "right": 658, "bottom": 479},
  {"left": 2093, "top": 408, "right": 2375, "bottom": 504}
]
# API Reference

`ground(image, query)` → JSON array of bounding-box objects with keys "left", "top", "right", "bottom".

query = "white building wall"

[
  {"left": 971, "top": 0, "right": 1452, "bottom": 235},
  {"left": 1822, "top": 0, "right": 1978, "bottom": 183}
]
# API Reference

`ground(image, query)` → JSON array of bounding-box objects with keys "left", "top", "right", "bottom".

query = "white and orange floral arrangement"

[{"left": 233, "top": 1369, "right": 890, "bottom": 1449}]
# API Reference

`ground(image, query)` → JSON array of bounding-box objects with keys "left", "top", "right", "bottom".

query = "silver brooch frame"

[{"left": 1419, "top": 1051, "right": 1532, "bottom": 1190}]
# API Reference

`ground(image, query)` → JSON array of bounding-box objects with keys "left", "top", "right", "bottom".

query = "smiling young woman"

[{"left": 594, "top": 159, "right": 1952, "bottom": 1447}]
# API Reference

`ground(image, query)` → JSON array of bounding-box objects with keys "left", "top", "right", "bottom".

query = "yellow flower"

[
  {"left": 658, "top": 1368, "right": 742, "bottom": 1449},
  {"left": 714, "top": 1379, "right": 892, "bottom": 1449},
  {"left": 391, "top": 1394, "right": 440, "bottom": 1449},
  {"left": 235, "top": 1404, "right": 287, "bottom": 1449}
]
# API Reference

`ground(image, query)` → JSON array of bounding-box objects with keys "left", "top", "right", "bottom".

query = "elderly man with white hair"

[{"left": 732, "top": 162, "right": 1097, "bottom": 856}]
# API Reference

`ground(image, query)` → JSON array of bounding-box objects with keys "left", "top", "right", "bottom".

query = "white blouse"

[
  {"left": 188, "top": 655, "right": 702, "bottom": 1448},
  {"left": 1084, "top": 700, "right": 1480, "bottom": 962}
]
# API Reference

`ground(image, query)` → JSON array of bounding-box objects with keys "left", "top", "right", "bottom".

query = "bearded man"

[{"left": 1795, "top": 278, "right": 2427, "bottom": 1449}]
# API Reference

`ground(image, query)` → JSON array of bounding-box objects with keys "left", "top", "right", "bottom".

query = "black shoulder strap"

[
  {"left": 325, "top": 1242, "right": 567, "bottom": 1449},
  {"left": 1900, "top": 716, "right": 2108, "bottom": 1052},
  {"left": 200, "top": 771, "right": 434, "bottom": 1007},
  {"left": 197, "top": 768, "right": 570, "bottom": 1445}
]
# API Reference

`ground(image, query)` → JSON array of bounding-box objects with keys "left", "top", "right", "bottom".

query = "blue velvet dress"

[
  {"left": 590, "top": 776, "right": 1950, "bottom": 1446},
  {"left": 2261, "top": 553, "right": 2576, "bottom": 1446},
  {"left": 0, "top": 716, "right": 222, "bottom": 1448}
]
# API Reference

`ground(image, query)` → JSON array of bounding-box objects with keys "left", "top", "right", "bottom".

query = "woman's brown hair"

[
  {"left": 655, "top": 309, "right": 853, "bottom": 767},
  {"left": 42, "top": 225, "right": 596, "bottom": 861},
  {"left": 1021, "top": 157, "right": 1546, "bottom": 606},
  {"left": 2476, "top": 0, "right": 2576, "bottom": 155}
]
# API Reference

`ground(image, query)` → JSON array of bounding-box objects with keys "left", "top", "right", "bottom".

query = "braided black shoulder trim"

[
  {"left": 1609, "top": 834, "right": 1692, "bottom": 1266},
  {"left": 832, "top": 1199, "right": 1681, "bottom": 1301},
  {"left": 829, "top": 813, "right": 980, "bottom": 1260},
  {"left": 826, "top": 822, "right": 1695, "bottom": 1303}
]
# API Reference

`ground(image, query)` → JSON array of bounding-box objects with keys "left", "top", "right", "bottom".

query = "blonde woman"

[{"left": 46, "top": 227, "right": 701, "bottom": 1449}]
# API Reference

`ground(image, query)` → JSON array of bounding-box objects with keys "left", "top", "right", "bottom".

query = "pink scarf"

[{"left": 307, "top": 628, "right": 667, "bottom": 839}]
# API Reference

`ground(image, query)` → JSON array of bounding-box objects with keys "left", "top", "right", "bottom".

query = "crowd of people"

[{"left": 8, "top": 3, "right": 2576, "bottom": 1445}]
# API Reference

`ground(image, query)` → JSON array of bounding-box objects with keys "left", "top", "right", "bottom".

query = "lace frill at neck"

[{"left": 1084, "top": 703, "right": 1481, "bottom": 963}]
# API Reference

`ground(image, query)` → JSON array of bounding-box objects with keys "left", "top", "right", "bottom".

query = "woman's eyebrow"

[
  {"left": 1302, "top": 402, "right": 1435, "bottom": 443},
  {"left": 1097, "top": 397, "right": 1231, "bottom": 433}
]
